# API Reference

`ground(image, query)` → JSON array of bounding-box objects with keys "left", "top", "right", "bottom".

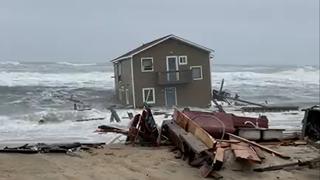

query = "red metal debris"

[{"left": 178, "top": 110, "right": 269, "bottom": 139}]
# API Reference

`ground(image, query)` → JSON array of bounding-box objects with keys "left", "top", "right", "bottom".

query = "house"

[{"left": 111, "top": 34, "right": 213, "bottom": 108}]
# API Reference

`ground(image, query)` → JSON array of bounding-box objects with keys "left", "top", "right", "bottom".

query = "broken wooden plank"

[
  {"left": 96, "top": 125, "right": 128, "bottom": 135},
  {"left": 231, "top": 143, "right": 261, "bottom": 163},
  {"left": 241, "top": 106, "right": 299, "bottom": 112},
  {"left": 163, "top": 121, "right": 188, "bottom": 150},
  {"left": 214, "top": 147, "right": 225, "bottom": 163},
  {"left": 75, "top": 117, "right": 105, "bottom": 122},
  {"left": 180, "top": 132, "right": 209, "bottom": 154},
  {"left": 199, "top": 161, "right": 214, "bottom": 178},
  {"left": 174, "top": 108, "right": 216, "bottom": 149},
  {"left": 217, "top": 139, "right": 240, "bottom": 143},
  {"left": 254, "top": 162, "right": 299, "bottom": 172},
  {"left": 254, "top": 158, "right": 320, "bottom": 172},
  {"left": 227, "top": 133, "right": 290, "bottom": 159},
  {"left": 252, "top": 146, "right": 266, "bottom": 159}
]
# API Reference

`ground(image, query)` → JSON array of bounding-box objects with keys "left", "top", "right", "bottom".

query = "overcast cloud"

[{"left": 0, "top": 0, "right": 319, "bottom": 65}]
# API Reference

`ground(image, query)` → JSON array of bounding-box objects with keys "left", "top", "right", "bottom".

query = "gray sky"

[{"left": 0, "top": 0, "right": 319, "bottom": 65}]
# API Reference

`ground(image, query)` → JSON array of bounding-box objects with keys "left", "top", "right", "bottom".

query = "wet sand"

[{"left": 0, "top": 144, "right": 319, "bottom": 180}]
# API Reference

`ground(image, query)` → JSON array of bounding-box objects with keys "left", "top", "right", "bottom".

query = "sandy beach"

[{"left": 0, "top": 144, "right": 319, "bottom": 180}]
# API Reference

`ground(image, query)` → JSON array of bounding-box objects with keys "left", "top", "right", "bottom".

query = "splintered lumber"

[
  {"left": 163, "top": 120, "right": 187, "bottom": 150},
  {"left": 174, "top": 108, "right": 216, "bottom": 149},
  {"left": 0, "top": 148, "right": 38, "bottom": 154},
  {"left": 75, "top": 117, "right": 105, "bottom": 122},
  {"left": 231, "top": 143, "right": 261, "bottom": 163},
  {"left": 96, "top": 125, "right": 128, "bottom": 135},
  {"left": 241, "top": 106, "right": 299, "bottom": 112},
  {"left": 225, "top": 96, "right": 267, "bottom": 107},
  {"left": 214, "top": 147, "right": 225, "bottom": 163},
  {"left": 254, "top": 158, "right": 320, "bottom": 172},
  {"left": 217, "top": 139, "right": 240, "bottom": 143},
  {"left": 180, "top": 132, "right": 209, "bottom": 154},
  {"left": 252, "top": 146, "right": 266, "bottom": 159},
  {"left": 227, "top": 133, "right": 290, "bottom": 159}
]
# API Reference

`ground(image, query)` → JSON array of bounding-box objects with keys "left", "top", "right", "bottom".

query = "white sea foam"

[
  {"left": 212, "top": 67, "right": 320, "bottom": 87},
  {"left": 56, "top": 61, "right": 97, "bottom": 66},
  {"left": 0, "top": 61, "right": 20, "bottom": 65},
  {"left": 0, "top": 71, "right": 114, "bottom": 88},
  {"left": 0, "top": 109, "right": 133, "bottom": 144}
]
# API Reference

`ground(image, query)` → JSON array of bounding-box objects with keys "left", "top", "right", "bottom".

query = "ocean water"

[{"left": 0, "top": 61, "right": 319, "bottom": 144}]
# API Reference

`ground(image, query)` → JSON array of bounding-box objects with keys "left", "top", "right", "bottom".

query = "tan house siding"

[{"left": 132, "top": 38, "right": 212, "bottom": 108}]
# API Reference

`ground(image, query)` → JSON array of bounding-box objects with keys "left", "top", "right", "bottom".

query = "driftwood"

[
  {"left": 96, "top": 125, "right": 128, "bottom": 135},
  {"left": 254, "top": 158, "right": 320, "bottom": 172},
  {"left": 109, "top": 107, "right": 121, "bottom": 123},
  {"left": 0, "top": 143, "right": 82, "bottom": 154},
  {"left": 241, "top": 106, "right": 299, "bottom": 112},
  {"left": 227, "top": 133, "right": 290, "bottom": 159},
  {"left": 75, "top": 117, "right": 105, "bottom": 122},
  {"left": 0, "top": 148, "right": 38, "bottom": 154}
]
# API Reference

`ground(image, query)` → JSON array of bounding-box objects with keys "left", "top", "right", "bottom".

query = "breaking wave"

[
  {"left": 213, "top": 66, "right": 320, "bottom": 86},
  {"left": 0, "top": 71, "right": 114, "bottom": 89},
  {"left": 0, "top": 61, "right": 20, "bottom": 65},
  {"left": 56, "top": 61, "right": 97, "bottom": 66}
]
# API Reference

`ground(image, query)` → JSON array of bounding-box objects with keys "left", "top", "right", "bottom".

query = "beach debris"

[
  {"left": 126, "top": 105, "right": 159, "bottom": 146},
  {"left": 301, "top": 105, "right": 320, "bottom": 141},
  {"left": 227, "top": 133, "right": 290, "bottom": 159},
  {"left": 0, "top": 142, "right": 105, "bottom": 155},
  {"left": 108, "top": 106, "right": 121, "bottom": 123},
  {"left": 230, "top": 142, "right": 261, "bottom": 163},
  {"left": 212, "top": 79, "right": 299, "bottom": 112},
  {"left": 240, "top": 106, "right": 299, "bottom": 112},
  {"left": 0, "top": 144, "right": 38, "bottom": 154},
  {"left": 161, "top": 108, "right": 300, "bottom": 178},
  {"left": 96, "top": 125, "right": 128, "bottom": 135},
  {"left": 180, "top": 110, "right": 269, "bottom": 139},
  {"left": 52, "top": 91, "right": 92, "bottom": 111},
  {"left": 238, "top": 128, "right": 285, "bottom": 141},
  {"left": 75, "top": 117, "right": 105, "bottom": 122},
  {"left": 253, "top": 157, "right": 320, "bottom": 172}
]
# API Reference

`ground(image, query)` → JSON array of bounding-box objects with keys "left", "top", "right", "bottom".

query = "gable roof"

[{"left": 111, "top": 34, "right": 213, "bottom": 62}]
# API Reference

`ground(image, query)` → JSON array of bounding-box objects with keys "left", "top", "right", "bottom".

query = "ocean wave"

[
  {"left": 0, "top": 61, "right": 20, "bottom": 65},
  {"left": 56, "top": 61, "right": 97, "bottom": 66},
  {"left": 213, "top": 66, "right": 320, "bottom": 86},
  {"left": 0, "top": 71, "right": 114, "bottom": 88}
]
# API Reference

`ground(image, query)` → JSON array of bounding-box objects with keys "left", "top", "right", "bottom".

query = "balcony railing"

[{"left": 157, "top": 70, "right": 192, "bottom": 85}]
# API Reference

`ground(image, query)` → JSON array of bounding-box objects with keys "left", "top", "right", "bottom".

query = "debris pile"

[
  {"left": 0, "top": 142, "right": 105, "bottom": 156},
  {"left": 160, "top": 108, "right": 313, "bottom": 178},
  {"left": 212, "top": 79, "right": 299, "bottom": 112}
]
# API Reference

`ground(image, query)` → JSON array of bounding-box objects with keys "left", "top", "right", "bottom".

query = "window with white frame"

[
  {"left": 141, "top": 57, "right": 154, "bottom": 72},
  {"left": 179, "top": 56, "right": 187, "bottom": 65},
  {"left": 142, "top": 88, "right": 155, "bottom": 104},
  {"left": 190, "top": 66, "right": 203, "bottom": 80}
]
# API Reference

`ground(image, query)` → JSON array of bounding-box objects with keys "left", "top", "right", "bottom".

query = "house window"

[
  {"left": 142, "top": 88, "right": 155, "bottom": 104},
  {"left": 141, "top": 57, "right": 154, "bottom": 72},
  {"left": 117, "top": 62, "right": 122, "bottom": 75},
  {"left": 179, "top": 56, "right": 188, "bottom": 65},
  {"left": 116, "top": 63, "right": 122, "bottom": 81},
  {"left": 190, "top": 66, "right": 203, "bottom": 80}
]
